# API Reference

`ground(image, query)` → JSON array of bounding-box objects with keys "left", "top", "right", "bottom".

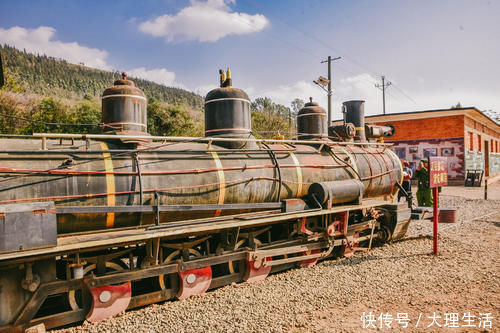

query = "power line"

[
  {"left": 241, "top": 0, "right": 419, "bottom": 104},
  {"left": 228, "top": 1, "right": 389, "bottom": 105},
  {"left": 390, "top": 82, "right": 417, "bottom": 104},
  {"left": 242, "top": 0, "right": 382, "bottom": 78}
]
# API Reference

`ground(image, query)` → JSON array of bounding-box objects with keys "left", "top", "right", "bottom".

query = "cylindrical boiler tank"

[
  {"left": 205, "top": 69, "right": 253, "bottom": 148},
  {"left": 0, "top": 138, "right": 402, "bottom": 234},
  {"left": 102, "top": 72, "right": 148, "bottom": 137}
]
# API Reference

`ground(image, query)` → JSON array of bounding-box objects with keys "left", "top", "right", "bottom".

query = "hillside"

[
  {"left": 0, "top": 45, "right": 296, "bottom": 139},
  {"left": 0, "top": 44, "right": 203, "bottom": 109}
]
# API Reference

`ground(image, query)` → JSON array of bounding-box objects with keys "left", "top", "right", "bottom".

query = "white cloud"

[
  {"left": 246, "top": 73, "right": 385, "bottom": 120},
  {"left": 194, "top": 84, "right": 218, "bottom": 97},
  {"left": 335, "top": 73, "right": 382, "bottom": 117},
  {"left": 255, "top": 80, "right": 325, "bottom": 108},
  {"left": 0, "top": 26, "right": 111, "bottom": 70},
  {"left": 126, "top": 67, "right": 185, "bottom": 89},
  {"left": 138, "top": 0, "right": 269, "bottom": 42}
]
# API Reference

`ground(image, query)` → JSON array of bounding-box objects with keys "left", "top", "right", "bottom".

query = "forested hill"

[{"left": 0, "top": 44, "right": 203, "bottom": 109}]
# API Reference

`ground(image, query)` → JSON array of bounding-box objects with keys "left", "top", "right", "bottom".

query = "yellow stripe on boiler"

[
  {"left": 289, "top": 152, "right": 303, "bottom": 196},
  {"left": 99, "top": 141, "right": 116, "bottom": 228},
  {"left": 211, "top": 151, "right": 225, "bottom": 217}
]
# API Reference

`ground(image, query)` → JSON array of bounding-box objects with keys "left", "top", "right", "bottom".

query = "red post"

[{"left": 432, "top": 187, "right": 439, "bottom": 254}]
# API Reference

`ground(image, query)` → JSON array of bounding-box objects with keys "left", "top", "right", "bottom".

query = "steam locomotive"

[{"left": 0, "top": 69, "right": 410, "bottom": 332}]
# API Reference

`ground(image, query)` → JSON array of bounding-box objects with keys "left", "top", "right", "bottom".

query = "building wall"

[
  {"left": 337, "top": 108, "right": 500, "bottom": 182},
  {"left": 377, "top": 115, "right": 465, "bottom": 141},
  {"left": 390, "top": 138, "right": 464, "bottom": 180},
  {"left": 464, "top": 115, "right": 500, "bottom": 152},
  {"left": 375, "top": 113, "right": 499, "bottom": 180},
  {"left": 463, "top": 115, "right": 500, "bottom": 177}
]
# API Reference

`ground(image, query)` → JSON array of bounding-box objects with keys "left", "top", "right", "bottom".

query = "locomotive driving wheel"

[
  {"left": 158, "top": 247, "right": 212, "bottom": 300},
  {"left": 220, "top": 235, "right": 273, "bottom": 283},
  {"left": 158, "top": 248, "right": 201, "bottom": 291},
  {"left": 68, "top": 259, "right": 128, "bottom": 311},
  {"left": 227, "top": 238, "right": 263, "bottom": 274}
]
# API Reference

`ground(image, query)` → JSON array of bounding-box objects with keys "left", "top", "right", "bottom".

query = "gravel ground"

[{"left": 54, "top": 193, "right": 500, "bottom": 333}]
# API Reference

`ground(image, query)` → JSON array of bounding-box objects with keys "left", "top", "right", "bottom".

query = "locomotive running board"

[{"left": 0, "top": 199, "right": 390, "bottom": 264}]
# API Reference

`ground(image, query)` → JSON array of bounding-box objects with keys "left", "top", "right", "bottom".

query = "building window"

[
  {"left": 478, "top": 134, "right": 482, "bottom": 152},
  {"left": 409, "top": 147, "right": 418, "bottom": 153},
  {"left": 491, "top": 139, "right": 494, "bottom": 152},
  {"left": 469, "top": 132, "right": 474, "bottom": 151}
]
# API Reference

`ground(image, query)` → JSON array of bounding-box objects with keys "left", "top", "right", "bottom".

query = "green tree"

[
  {"left": 27, "top": 97, "right": 71, "bottom": 134},
  {"left": 147, "top": 99, "right": 196, "bottom": 137},
  {"left": 1, "top": 75, "right": 24, "bottom": 93},
  {"left": 73, "top": 100, "right": 101, "bottom": 133},
  {"left": 251, "top": 97, "right": 292, "bottom": 139}
]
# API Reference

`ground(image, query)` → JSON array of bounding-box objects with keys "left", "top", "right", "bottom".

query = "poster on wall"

[
  {"left": 394, "top": 147, "right": 406, "bottom": 159},
  {"left": 423, "top": 148, "right": 438, "bottom": 158},
  {"left": 441, "top": 147, "right": 454, "bottom": 156}
]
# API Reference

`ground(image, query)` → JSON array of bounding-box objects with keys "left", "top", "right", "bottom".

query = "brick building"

[{"left": 334, "top": 107, "right": 500, "bottom": 184}]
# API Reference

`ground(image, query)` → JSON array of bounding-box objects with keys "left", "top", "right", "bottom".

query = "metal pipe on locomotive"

[{"left": 0, "top": 69, "right": 410, "bottom": 332}]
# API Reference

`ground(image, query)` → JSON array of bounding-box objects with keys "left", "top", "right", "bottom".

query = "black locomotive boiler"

[{"left": 0, "top": 70, "right": 410, "bottom": 332}]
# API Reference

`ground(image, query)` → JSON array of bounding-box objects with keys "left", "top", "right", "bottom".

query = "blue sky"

[{"left": 0, "top": 0, "right": 499, "bottom": 119}]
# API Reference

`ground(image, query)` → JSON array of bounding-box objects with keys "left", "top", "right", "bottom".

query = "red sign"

[{"left": 428, "top": 156, "right": 448, "bottom": 188}]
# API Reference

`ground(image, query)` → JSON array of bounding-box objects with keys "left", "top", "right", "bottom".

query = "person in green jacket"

[{"left": 415, "top": 159, "right": 433, "bottom": 206}]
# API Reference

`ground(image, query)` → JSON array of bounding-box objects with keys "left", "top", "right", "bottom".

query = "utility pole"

[
  {"left": 320, "top": 56, "right": 341, "bottom": 125},
  {"left": 375, "top": 76, "right": 391, "bottom": 115}
]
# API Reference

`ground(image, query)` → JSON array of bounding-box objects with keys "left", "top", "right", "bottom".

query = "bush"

[
  {"left": 73, "top": 100, "right": 101, "bottom": 133},
  {"left": 27, "top": 97, "right": 72, "bottom": 134},
  {"left": 147, "top": 99, "right": 198, "bottom": 137},
  {"left": 0, "top": 91, "right": 22, "bottom": 134}
]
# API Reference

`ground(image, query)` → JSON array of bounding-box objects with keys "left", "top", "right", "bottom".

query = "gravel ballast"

[{"left": 54, "top": 195, "right": 499, "bottom": 333}]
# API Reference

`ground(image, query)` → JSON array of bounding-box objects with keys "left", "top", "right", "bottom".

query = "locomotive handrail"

[
  {"left": 29, "top": 132, "right": 392, "bottom": 146},
  {"left": 55, "top": 203, "right": 283, "bottom": 214}
]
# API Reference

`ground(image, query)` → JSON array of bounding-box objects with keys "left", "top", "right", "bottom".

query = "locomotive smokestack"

[{"left": 343, "top": 100, "right": 366, "bottom": 142}]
